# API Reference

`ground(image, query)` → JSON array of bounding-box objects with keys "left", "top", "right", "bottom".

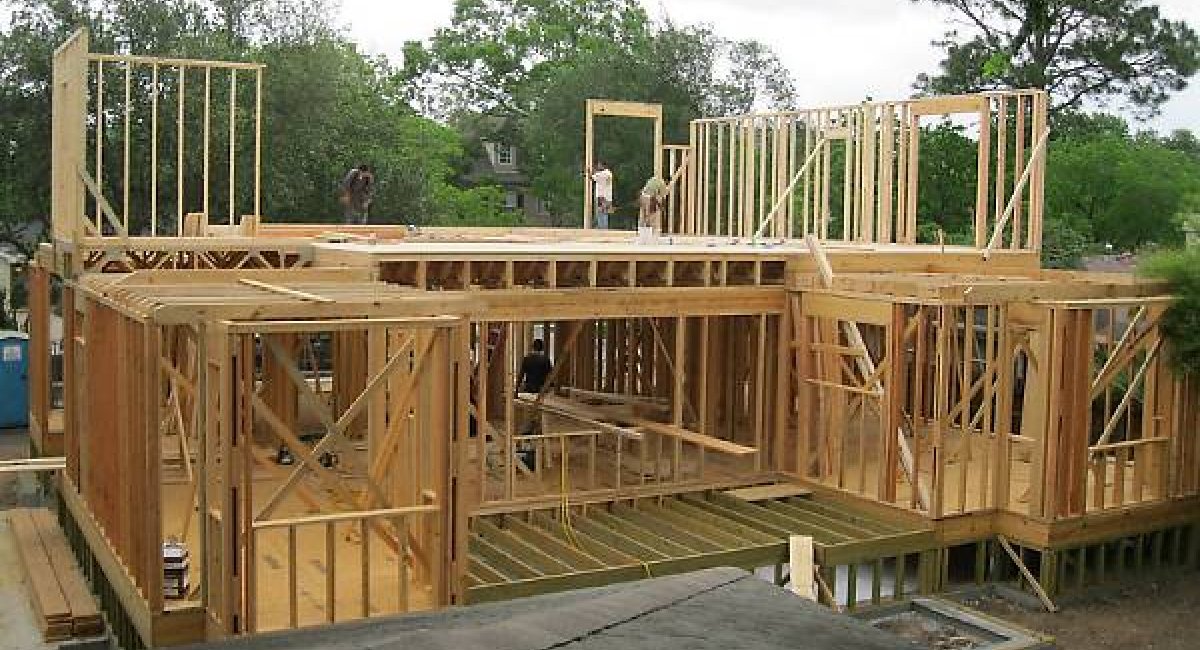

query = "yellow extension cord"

[{"left": 556, "top": 441, "right": 652, "bottom": 579}]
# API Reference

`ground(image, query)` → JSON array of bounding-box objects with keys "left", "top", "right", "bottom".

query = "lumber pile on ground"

[{"left": 8, "top": 508, "right": 104, "bottom": 641}]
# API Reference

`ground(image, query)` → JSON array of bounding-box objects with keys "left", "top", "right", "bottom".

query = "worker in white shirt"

[{"left": 588, "top": 161, "right": 614, "bottom": 229}]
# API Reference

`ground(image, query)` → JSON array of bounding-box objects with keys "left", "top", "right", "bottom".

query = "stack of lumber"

[{"left": 8, "top": 508, "right": 104, "bottom": 641}]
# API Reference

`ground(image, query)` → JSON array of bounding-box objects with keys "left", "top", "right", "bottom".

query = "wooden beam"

[
  {"left": 633, "top": 419, "right": 757, "bottom": 456},
  {"left": 515, "top": 395, "right": 643, "bottom": 441},
  {"left": 77, "top": 165, "right": 125, "bottom": 238},
  {"left": 806, "top": 234, "right": 929, "bottom": 510},
  {"left": 534, "top": 321, "right": 585, "bottom": 405},
  {"left": 997, "top": 535, "right": 1058, "bottom": 612},
  {"left": 788, "top": 535, "right": 817, "bottom": 601},
  {"left": 237, "top": 278, "right": 333, "bottom": 303},
  {"left": 0, "top": 458, "right": 66, "bottom": 473}
]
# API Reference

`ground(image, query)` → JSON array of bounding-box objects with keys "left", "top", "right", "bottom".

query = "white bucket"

[{"left": 636, "top": 226, "right": 656, "bottom": 244}]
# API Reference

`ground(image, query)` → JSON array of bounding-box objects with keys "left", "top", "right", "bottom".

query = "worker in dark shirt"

[
  {"left": 518, "top": 338, "right": 553, "bottom": 394},
  {"left": 516, "top": 338, "right": 553, "bottom": 464},
  {"left": 339, "top": 163, "right": 375, "bottom": 224}
]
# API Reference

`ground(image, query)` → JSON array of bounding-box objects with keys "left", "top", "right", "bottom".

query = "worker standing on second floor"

[
  {"left": 339, "top": 163, "right": 375, "bottom": 224},
  {"left": 637, "top": 174, "right": 668, "bottom": 243},
  {"left": 588, "top": 161, "right": 613, "bottom": 229}
]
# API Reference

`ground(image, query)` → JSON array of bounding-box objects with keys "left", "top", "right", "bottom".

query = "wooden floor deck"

[{"left": 465, "top": 487, "right": 934, "bottom": 604}]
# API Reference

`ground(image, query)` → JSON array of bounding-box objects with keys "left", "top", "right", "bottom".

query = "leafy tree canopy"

[
  {"left": 520, "top": 20, "right": 798, "bottom": 225},
  {"left": 401, "top": 0, "right": 652, "bottom": 121},
  {"left": 914, "top": 122, "right": 980, "bottom": 238},
  {"left": 1139, "top": 247, "right": 1200, "bottom": 374},
  {"left": 0, "top": 0, "right": 511, "bottom": 256},
  {"left": 914, "top": 0, "right": 1200, "bottom": 117},
  {"left": 402, "top": 0, "right": 797, "bottom": 224},
  {"left": 1046, "top": 124, "right": 1200, "bottom": 251}
]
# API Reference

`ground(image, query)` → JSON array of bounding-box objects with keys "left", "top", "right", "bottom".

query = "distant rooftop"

[{"left": 1082, "top": 253, "right": 1137, "bottom": 273}]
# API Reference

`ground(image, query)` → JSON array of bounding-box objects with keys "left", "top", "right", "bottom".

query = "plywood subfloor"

[
  {"left": 813, "top": 429, "right": 1160, "bottom": 517},
  {"left": 160, "top": 443, "right": 437, "bottom": 633}
]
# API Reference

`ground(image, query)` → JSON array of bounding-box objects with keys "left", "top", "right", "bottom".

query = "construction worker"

[
  {"left": 518, "top": 338, "right": 553, "bottom": 394},
  {"left": 637, "top": 174, "right": 668, "bottom": 242},
  {"left": 516, "top": 338, "right": 554, "bottom": 461},
  {"left": 588, "top": 161, "right": 613, "bottom": 229},
  {"left": 338, "top": 163, "right": 375, "bottom": 224}
]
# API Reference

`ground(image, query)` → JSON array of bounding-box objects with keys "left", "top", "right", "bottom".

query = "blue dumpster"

[{"left": 0, "top": 331, "right": 29, "bottom": 429}]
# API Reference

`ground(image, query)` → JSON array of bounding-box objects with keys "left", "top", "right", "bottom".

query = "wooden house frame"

[
  {"left": 25, "top": 30, "right": 1200, "bottom": 649},
  {"left": 582, "top": 99, "right": 664, "bottom": 228}
]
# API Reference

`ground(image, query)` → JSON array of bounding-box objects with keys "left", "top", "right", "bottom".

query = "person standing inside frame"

[{"left": 588, "top": 161, "right": 613, "bottom": 229}]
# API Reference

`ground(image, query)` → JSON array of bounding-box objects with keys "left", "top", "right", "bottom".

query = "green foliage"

[
  {"left": 980, "top": 51, "right": 1010, "bottom": 80},
  {"left": 1139, "top": 248, "right": 1200, "bottom": 374},
  {"left": 430, "top": 184, "right": 522, "bottom": 226},
  {"left": 1161, "top": 128, "right": 1200, "bottom": 162},
  {"left": 914, "top": 0, "right": 1200, "bottom": 117},
  {"left": 0, "top": 0, "right": 507, "bottom": 251},
  {"left": 1050, "top": 111, "right": 1130, "bottom": 141},
  {"left": 1040, "top": 111, "right": 1200, "bottom": 258},
  {"left": 0, "top": 0, "right": 102, "bottom": 254},
  {"left": 404, "top": 1, "right": 796, "bottom": 225},
  {"left": 1040, "top": 218, "right": 1092, "bottom": 268},
  {"left": 1178, "top": 211, "right": 1200, "bottom": 238},
  {"left": 915, "top": 122, "right": 978, "bottom": 238},
  {"left": 401, "top": 0, "right": 653, "bottom": 120},
  {"left": 1045, "top": 128, "right": 1200, "bottom": 251}
]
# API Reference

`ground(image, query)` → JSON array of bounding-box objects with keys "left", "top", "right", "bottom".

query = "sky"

[{"left": 339, "top": 0, "right": 1200, "bottom": 134}]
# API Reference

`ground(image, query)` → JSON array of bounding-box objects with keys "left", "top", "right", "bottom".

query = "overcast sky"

[
  {"left": 0, "top": 0, "right": 1195, "bottom": 130},
  {"left": 340, "top": 0, "right": 1200, "bottom": 133}
]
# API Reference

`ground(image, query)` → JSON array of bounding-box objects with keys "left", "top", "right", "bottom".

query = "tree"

[
  {"left": 0, "top": 0, "right": 104, "bottom": 256},
  {"left": 404, "top": 2, "right": 797, "bottom": 224},
  {"left": 524, "top": 22, "right": 798, "bottom": 224},
  {"left": 401, "top": 0, "right": 652, "bottom": 121},
  {"left": 254, "top": 39, "right": 506, "bottom": 225},
  {"left": 1040, "top": 217, "right": 1092, "bottom": 268},
  {"left": 1161, "top": 128, "right": 1200, "bottom": 162},
  {"left": 915, "top": 122, "right": 979, "bottom": 239},
  {"left": 1045, "top": 128, "right": 1200, "bottom": 250},
  {"left": 1049, "top": 110, "right": 1129, "bottom": 141},
  {"left": 0, "top": 0, "right": 510, "bottom": 253},
  {"left": 913, "top": 0, "right": 1200, "bottom": 117},
  {"left": 1140, "top": 247, "right": 1200, "bottom": 374}
]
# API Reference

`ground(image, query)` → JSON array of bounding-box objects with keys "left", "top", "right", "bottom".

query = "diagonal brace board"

[
  {"left": 533, "top": 321, "right": 585, "bottom": 406},
  {"left": 806, "top": 234, "right": 930, "bottom": 510},
  {"left": 365, "top": 333, "right": 438, "bottom": 490},
  {"left": 77, "top": 165, "right": 126, "bottom": 238},
  {"left": 256, "top": 332, "right": 417, "bottom": 520}
]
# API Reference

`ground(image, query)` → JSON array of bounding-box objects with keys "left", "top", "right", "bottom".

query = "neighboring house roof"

[
  {"left": 0, "top": 247, "right": 25, "bottom": 264},
  {"left": 468, "top": 140, "right": 527, "bottom": 187},
  {"left": 0, "top": 219, "right": 44, "bottom": 262},
  {"left": 1082, "top": 253, "right": 1137, "bottom": 273},
  {"left": 454, "top": 113, "right": 531, "bottom": 188}
]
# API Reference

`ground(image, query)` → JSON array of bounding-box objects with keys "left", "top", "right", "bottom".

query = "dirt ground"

[{"left": 955, "top": 576, "right": 1200, "bottom": 650}]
